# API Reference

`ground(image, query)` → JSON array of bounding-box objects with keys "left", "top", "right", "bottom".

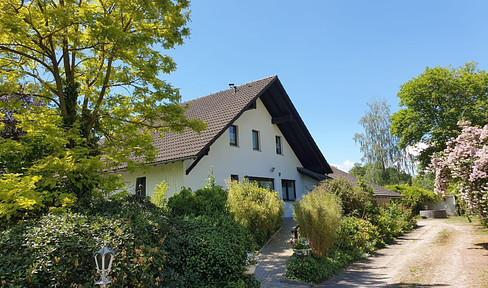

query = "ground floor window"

[
  {"left": 248, "top": 176, "right": 274, "bottom": 191},
  {"left": 231, "top": 174, "right": 239, "bottom": 181},
  {"left": 282, "top": 179, "right": 296, "bottom": 201},
  {"left": 136, "top": 177, "right": 146, "bottom": 196}
]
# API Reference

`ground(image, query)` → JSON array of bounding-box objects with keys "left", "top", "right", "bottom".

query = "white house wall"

[
  {"left": 118, "top": 161, "right": 185, "bottom": 198},
  {"left": 183, "top": 98, "right": 318, "bottom": 217}
]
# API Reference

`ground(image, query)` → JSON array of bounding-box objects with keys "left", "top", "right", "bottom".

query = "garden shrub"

[
  {"left": 285, "top": 250, "right": 353, "bottom": 284},
  {"left": 368, "top": 202, "right": 416, "bottom": 245},
  {"left": 151, "top": 180, "right": 168, "bottom": 208},
  {"left": 385, "top": 184, "right": 440, "bottom": 215},
  {"left": 167, "top": 185, "right": 229, "bottom": 217},
  {"left": 1, "top": 195, "right": 257, "bottom": 288},
  {"left": 293, "top": 187, "right": 342, "bottom": 257},
  {"left": 335, "top": 216, "right": 379, "bottom": 256},
  {"left": 163, "top": 215, "right": 253, "bottom": 287},
  {"left": 316, "top": 178, "right": 373, "bottom": 217},
  {"left": 227, "top": 179, "right": 284, "bottom": 246}
]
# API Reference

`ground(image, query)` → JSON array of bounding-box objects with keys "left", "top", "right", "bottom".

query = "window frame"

[
  {"left": 252, "top": 130, "right": 260, "bottom": 151},
  {"left": 276, "top": 135, "right": 283, "bottom": 155},
  {"left": 281, "top": 179, "right": 296, "bottom": 201},
  {"left": 248, "top": 176, "right": 274, "bottom": 191},
  {"left": 135, "top": 177, "right": 146, "bottom": 196},
  {"left": 229, "top": 125, "right": 238, "bottom": 146}
]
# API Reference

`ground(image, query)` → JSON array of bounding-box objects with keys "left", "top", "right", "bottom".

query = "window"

[
  {"left": 276, "top": 136, "right": 282, "bottom": 154},
  {"left": 282, "top": 180, "right": 296, "bottom": 201},
  {"left": 248, "top": 177, "right": 274, "bottom": 191},
  {"left": 135, "top": 177, "right": 146, "bottom": 196},
  {"left": 229, "top": 125, "right": 238, "bottom": 146},
  {"left": 252, "top": 130, "right": 260, "bottom": 150},
  {"left": 230, "top": 174, "right": 239, "bottom": 182}
]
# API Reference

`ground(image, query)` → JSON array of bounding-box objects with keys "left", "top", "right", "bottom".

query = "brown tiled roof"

[
  {"left": 327, "top": 166, "right": 403, "bottom": 198},
  {"left": 150, "top": 76, "right": 277, "bottom": 164}
]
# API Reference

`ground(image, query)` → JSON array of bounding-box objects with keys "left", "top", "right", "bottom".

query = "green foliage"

[
  {"left": 226, "top": 276, "right": 260, "bottom": 288},
  {"left": 151, "top": 180, "right": 168, "bottom": 208},
  {"left": 353, "top": 98, "right": 413, "bottom": 173},
  {"left": 391, "top": 62, "right": 488, "bottom": 168},
  {"left": 163, "top": 215, "right": 253, "bottom": 287},
  {"left": 1, "top": 195, "right": 256, "bottom": 287},
  {"left": 0, "top": 174, "right": 43, "bottom": 224},
  {"left": 285, "top": 251, "right": 354, "bottom": 284},
  {"left": 385, "top": 184, "right": 440, "bottom": 215},
  {"left": 350, "top": 162, "right": 412, "bottom": 186},
  {"left": 227, "top": 180, "right": 284, "bottom": 246},
  {"left": 0, "top": 0, "right": 205, "bottom": 223},
  {"left": 167, "top": 186, "right": 229, "bottom": 217},
  {"left": 316, "top": 178, "right": 373, "bottom": 217},
  {"left": 412, "top": 172, "right": 435, "bottom": 191},
  {"left": 293, "top": 187, "right": 342, "bottom": 257},
  {"left": 335, "top": 217, "right": 379, "bottom": 256},
  {"left": 368, "top": 203, "right": 416, "bottom": 245}
]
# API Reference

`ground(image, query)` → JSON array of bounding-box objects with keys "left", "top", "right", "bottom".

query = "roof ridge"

[{"left": 181, "top": 75, "right": 277, "bottom": 105}]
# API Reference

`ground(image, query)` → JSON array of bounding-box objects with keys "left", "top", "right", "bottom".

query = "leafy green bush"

[
  {"left": 1, "top": 195, "right": 256, "bottom": 287},
  {"left": 167, "top": 185, "right": 229, "bottom": 217},
  {"left": 151, "top": 180, "right": 168, "bottom": 208},
  {"left": 227, "top": 180, "right": 284, "bottom": 246},
  {"left": 285, "top": 251, "right": 353, "bottom": 284},
  {"left": 316, "top": 178, "right": 373, "bottom": 216},
  {"left": 385, "top": 184, "right": 440, "bottom": 215},
  {"left": 163, "top": 215, "right": 253, "bottom": 287},
  {"left": 335, "top": 216, "right": 379, "bottom": 256},
  {"left": 293, "top": 187, "right": 342, "bottom": 257},
  {"left": 368, "top": 202, "right": 416, "bottom": 245}
]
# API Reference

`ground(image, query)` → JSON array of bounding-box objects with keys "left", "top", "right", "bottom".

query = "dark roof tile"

[{"left": 149, "top": 76, "right": 277, "bottom": 164}]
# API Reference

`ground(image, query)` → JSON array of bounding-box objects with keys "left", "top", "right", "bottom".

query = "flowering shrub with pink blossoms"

[{"left": 431, "top": 121, "right": 488, "bottom": 224}]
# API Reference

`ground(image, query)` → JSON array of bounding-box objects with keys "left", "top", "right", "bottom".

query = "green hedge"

[
  {"left": 335, "top": 216, "right": 379, "bottom": 256},
  {"left": 368, "top": 203, "right": 416, "bottom": 246},
  {"left": 385, "top": 184, "right": 440, "bottom": 215},
  {"left": 167, "top": 186, "right": 229, "bottom": 217},
  {"left": 0, "top": 195, "right": 257, "bottom": 287}
]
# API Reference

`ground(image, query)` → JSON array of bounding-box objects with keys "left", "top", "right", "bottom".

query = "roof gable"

[{"left": 150, "top": 76, "right": 332, "bottom": 175}]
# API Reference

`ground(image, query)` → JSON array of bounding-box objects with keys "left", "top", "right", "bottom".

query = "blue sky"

[{"left": 164, "top": 0, "right": 488, "bottom": 171}]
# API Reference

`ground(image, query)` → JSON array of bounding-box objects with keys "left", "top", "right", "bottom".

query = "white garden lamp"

[{"left": 94, "top": 245, "right": 115, "bottom": 288}]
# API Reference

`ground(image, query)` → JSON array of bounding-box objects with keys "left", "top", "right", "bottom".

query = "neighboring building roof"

[
  {"left": 326, "top": 166, "right": 403, "bottom": 198},
  {"left": 149, "top": 76, "right": 333, "bottom": 175}
]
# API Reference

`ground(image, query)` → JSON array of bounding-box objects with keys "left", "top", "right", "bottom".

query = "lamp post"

[{"left": 94, "top": 245, "right": 115, "bottom": 288}]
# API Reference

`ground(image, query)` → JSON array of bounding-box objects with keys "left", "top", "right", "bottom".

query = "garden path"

[{"left": 254, "top": 217, "right": 312, "bottom": 288}]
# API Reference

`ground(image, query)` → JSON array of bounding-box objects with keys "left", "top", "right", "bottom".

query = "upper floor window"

[
  {"left": 276, "top": 136, "right": 283, "bottom": 154},
  {"left": 252, "top": 130, "right": 260, "bottom": 150},
  {"left": 229, "top": 125, "right": 238, "bottom": 146},
  {"left": 136, "top": 177, "right": 146, "bottom": 196}
]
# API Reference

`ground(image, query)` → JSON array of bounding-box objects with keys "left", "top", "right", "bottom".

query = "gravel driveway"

[{"left": 317, "top": 217, "right": 488, "bottom": 288}]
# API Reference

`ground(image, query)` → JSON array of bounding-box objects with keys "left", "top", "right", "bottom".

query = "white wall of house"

[
  {"left": 118, "top": 161, "right": 185, "bottom": 198},
  {"left": 120, "top": 98, "right": 320, "bottom": 217},
  {"left": 183, "top": 98, "right": 316, "bottom": 217}
]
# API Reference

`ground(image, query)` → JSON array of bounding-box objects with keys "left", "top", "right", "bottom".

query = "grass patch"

[{"left": 436, "top": 229, "right": 452, "bottom": 245}]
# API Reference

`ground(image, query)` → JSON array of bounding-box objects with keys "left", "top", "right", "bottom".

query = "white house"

[{"left": 118, "top": 76, "right": 333, "bottom": 217}]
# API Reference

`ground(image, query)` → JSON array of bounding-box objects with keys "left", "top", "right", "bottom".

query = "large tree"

[
  {"left": 391, "top": 62, "right": 488, "bottom": 168},
  {"left": 0, "top": 0, "right": 205, "bottom": 221},
  {"left": 353, "top": 97, "right": 412, "bottom": 174}
]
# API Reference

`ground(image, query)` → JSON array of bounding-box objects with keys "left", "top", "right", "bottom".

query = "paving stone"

[{"left": 255, "top": 217, "right": 307, "bottom": 288}]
